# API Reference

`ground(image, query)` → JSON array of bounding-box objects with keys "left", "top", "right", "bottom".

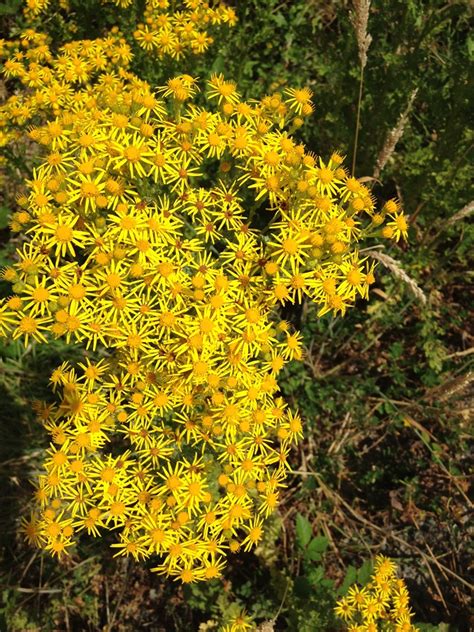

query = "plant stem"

[{"left": 352, "top": 64, "right": 365, "bottom": 176}]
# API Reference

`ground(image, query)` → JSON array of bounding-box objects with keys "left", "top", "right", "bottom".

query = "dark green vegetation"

[{"left": 1, "top": 0, "right": 472, "bottom": 630}]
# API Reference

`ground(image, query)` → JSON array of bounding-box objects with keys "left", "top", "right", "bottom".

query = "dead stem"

[
  {"left": 104, "top": 558, "right": 130, "bottom": 632},
  {"left": 446, "top": 199, "right": 474, "bottom": 227},
  {"left": 352, "top": 66, "right": 365, "bottom": 176}
]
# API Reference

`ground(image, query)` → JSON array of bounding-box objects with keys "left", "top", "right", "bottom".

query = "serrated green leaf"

[
  {"left": 307, "top": 565, "right": 324, "bottom": 585},
  {"left": 311, "top": 536, "right": 329, "bottom": 553},
  {"left": 305, "top": 536, "right": 329, "bottom": 560},
  {"left": 295, "top": 513, "right": 312, "bottom": 549}
]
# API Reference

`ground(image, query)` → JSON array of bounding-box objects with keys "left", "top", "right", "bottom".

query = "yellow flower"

[
  {"left": 283, "top": 86, "right": 313, "bottom": 115},
  {"left": 334, "top": 596, "right": 356, "bottom": 622},
  {"left": 386, "top": 212, "right": 409, "bottom": 241},
  {"left": 335, "top": 558, "right": 417, "bottom": 630}
]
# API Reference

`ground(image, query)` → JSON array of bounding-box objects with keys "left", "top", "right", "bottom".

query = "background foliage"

[{"left": 0, "top": 0, "right": 472, "bottom": 630}]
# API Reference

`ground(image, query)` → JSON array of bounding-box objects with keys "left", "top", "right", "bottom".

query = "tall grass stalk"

[{"left": 351, "top": 0, "right": 372, "bottom": 176}]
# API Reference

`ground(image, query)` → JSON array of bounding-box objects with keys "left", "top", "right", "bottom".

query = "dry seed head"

[
  {"left": 351, "top": 0, "right": 372, "bottom": 69},
  {"left": 373, "top": 89, "right": 418, "bottom": 179},
  {"left": 368, "top": 249, "right": 426, "bottom": 304}
]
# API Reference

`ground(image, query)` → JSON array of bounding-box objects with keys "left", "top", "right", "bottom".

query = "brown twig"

[
  {"left": 420, "top": 552, "right": 449, "bottom": 613},
  {"left": 104, "top": 558, "right": 130, "bottom": 632}
]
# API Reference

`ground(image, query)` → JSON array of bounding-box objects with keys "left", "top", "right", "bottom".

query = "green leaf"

[
  {"left": 307, "top": 565, "right": 324, "bottom": 585},
  {"left": 467, "top": 35, "right": 474, "bottom": 60},
  {"left": 295, "top": 513, "right": 312, "bottom": 549},
  {"left": 357, "top": 560, "right": 373, "bottom": 585},
  {"left": 272, "top": 13, "right": 287, "bottom": 27},
  {"left": 321, "top": 578, "right": 334, "bottom": 588},
  {"left": 211, "top": 55, "right": 225, "bottom": 74},
  {"left": 305, "top": 536, "right": 329, "bottom": 561},
  {"left": 337, "top": 565, "right": 357, "bottom": 596},
  {"left": 0, "top": 206, "right": 10, "bottom": 230}
]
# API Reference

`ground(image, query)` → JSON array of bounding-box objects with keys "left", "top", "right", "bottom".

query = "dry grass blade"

[
  {"left": 373, "top": 88, "right": 418, "bottom": 180},
  {"left": 351, "top": 0, "right": 372, "bottom": 69},
  {"left": 369, "top": 250, "right": 427, "bottom": 305}
]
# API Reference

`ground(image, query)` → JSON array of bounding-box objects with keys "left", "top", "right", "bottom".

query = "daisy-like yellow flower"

[{"left": 284, "top": 86, "right": 314, "bottom": 115}]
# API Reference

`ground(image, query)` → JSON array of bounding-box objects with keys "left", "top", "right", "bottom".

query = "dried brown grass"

[
  {"left": 351, "top": 0, "right": 372, "bottom": 69},
  {"left": 373, "top": 89, "right": 418, "bottom": 180},
  {"left": 368, "top": 250, "right": 427, "bottom": 305}
]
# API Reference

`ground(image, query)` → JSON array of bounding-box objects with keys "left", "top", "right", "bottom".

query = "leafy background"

[{"left": 0, "top": 0, "right": 472, "bottom": 630}]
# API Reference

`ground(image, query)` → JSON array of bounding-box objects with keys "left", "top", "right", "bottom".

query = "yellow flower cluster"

[
  {"left": 0, "top": 2, "right": 407, "bottom": 584},
  {"left": 0, "top": 68, "right": 400, "bottom": 579},
  {"left": 0, "top": 29, "right": 133, "bottom": 146},
  {"left": 0, "top": 0, "right": 236, "bottom": 145},
  {"left": 23, "top": 0, "right": 53, "bottom": 17},
  {"left": 134, "top": 0, "right": 237, "bottom": 57},
  {"left": 20, "top": 0, "right": 236, "bottom": 55},
  {"left": 335, "top": 556, "right": 419, "bottom": 632},
  {"left": 220, "top": 609, "right": 255, "bottom": 632}
]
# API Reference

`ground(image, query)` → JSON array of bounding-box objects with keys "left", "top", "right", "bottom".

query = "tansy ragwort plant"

[
  {"left": 335, "top": 556, "right": 419, "bottom": 632},
  {"left": 0, "top": 0, "right": 236, "bottom": 143},
  {"left": 0, "top": 1, "right": 409, "bottom": 584}
]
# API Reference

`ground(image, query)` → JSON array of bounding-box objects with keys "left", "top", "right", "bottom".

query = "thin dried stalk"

[
  {"left": 373, "top": 88, "right": 418, "bottom": 180},
  {"left": 351, "top": 0, "right": 372, "bottom": 70},
  {"left": 351, "top": 1, "right": 372, "bottom": 175},
  {"left": 368, "top": 250, "right": 427, "bottom": 305},
  {"left": 424, "top": 199, "right": 474, "bottom": 246}
]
